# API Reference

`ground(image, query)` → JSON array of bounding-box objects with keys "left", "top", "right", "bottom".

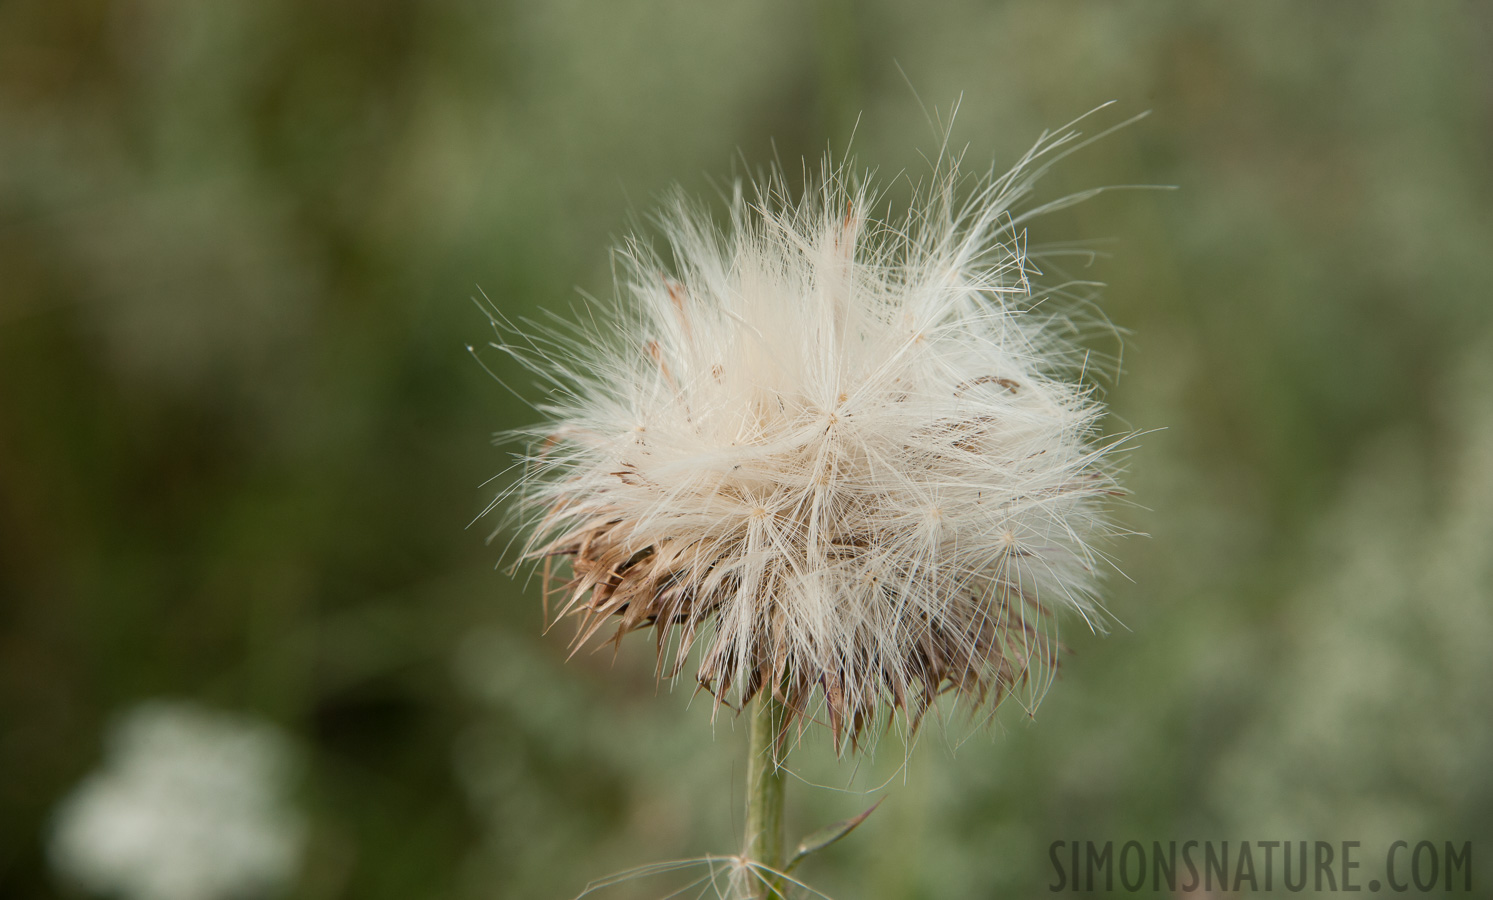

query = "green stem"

[{"left": 745, "top": 692, "right": 787, "bottom": 900}]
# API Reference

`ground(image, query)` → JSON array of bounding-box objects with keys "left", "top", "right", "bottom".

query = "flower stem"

[{"left": 744, "top": 692, "right": 787, "bottom": 900}]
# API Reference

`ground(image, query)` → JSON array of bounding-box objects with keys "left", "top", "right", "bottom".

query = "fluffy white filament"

[{"left": 496, "top": 118, "right": 1129, "bottom": 749}]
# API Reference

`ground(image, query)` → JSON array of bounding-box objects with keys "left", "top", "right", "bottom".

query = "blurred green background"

[{"left": 4, "top": 2, "right": 1492, "bottom": 898}]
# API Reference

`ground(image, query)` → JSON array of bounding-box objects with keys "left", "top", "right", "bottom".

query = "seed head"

[{"left": 499, "top": 121, "right": 1129, "bottom": 752}]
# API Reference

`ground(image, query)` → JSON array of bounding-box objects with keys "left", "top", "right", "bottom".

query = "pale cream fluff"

[{"left": 500, "top": 117, "right": 1132, "bottom": 751}]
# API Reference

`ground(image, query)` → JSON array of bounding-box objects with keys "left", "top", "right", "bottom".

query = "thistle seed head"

[{"left": 503, "top": 122, "right": 1129, "bottom": 752}]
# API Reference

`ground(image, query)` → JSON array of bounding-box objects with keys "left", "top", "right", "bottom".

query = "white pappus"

[{"left": 490, "top": 110, "right": 1137, "bottom": 752}]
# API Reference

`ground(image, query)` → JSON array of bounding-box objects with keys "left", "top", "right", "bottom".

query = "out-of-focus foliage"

[{"left": 3, "top": 2, "right": 1490, "bottom": 898}]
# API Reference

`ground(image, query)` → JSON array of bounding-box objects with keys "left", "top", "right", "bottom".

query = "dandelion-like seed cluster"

[{"left": 502, "top": 123, "right": 1127, "bottom": 751}]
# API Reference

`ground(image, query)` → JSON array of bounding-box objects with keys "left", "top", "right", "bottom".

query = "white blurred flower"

[{"left": 49, "top": 701, "right": 305, "bottom": 900}]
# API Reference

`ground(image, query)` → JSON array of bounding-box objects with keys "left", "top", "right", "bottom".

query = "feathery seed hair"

[{"left": 501, "top": 119, "right": 1128, "bottom": 752}]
